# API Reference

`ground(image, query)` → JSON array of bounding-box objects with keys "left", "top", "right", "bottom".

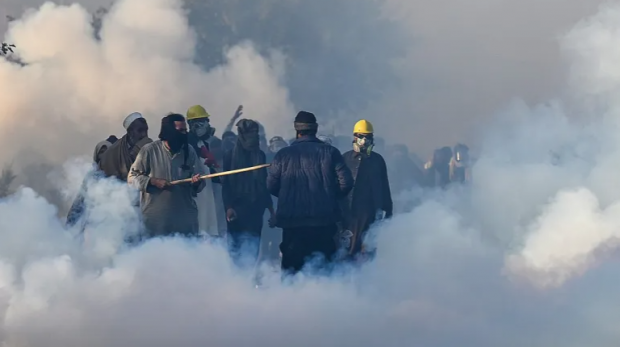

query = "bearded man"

[{"left": 100, "top": 112, "right": 151, "bottom": 181}]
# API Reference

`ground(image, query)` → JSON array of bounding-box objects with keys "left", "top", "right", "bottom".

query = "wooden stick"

[{"left": 170, "top": 164, "right": 271, "bottom": 185}]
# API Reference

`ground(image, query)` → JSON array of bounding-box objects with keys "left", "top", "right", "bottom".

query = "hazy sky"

[{"left": 0, "top": 0, "right": 609, "bottom": 159}]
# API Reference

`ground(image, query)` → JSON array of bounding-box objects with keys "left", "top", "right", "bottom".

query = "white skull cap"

[{"left": 123, "top": 112, "right": 144, "bottom": 130}]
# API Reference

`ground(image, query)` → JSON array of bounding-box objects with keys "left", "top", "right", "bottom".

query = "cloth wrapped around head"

[
  {"left": 93, "top": 140, "right": 112, "bottom": 164},
  {"left": 236, "top": 119, "right": 260, "bottom": 151},
  {"left": 294, "top": 111, "right": 318, "bottom": 131}
]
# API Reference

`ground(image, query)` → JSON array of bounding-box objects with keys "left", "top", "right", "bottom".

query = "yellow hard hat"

[
  {"left": 353, "top": 119, "right": 374, "bottom": 134},
  {"left": 186, "top": 105, "right": 210, "bottom": 121}
]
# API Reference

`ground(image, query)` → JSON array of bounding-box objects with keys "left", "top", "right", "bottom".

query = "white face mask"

[
  {"left": 191, "top": 120, "right": 212, "bottom": 138},
  {"left": 353, "top": 136, "right": 374, "bottom": 154}
]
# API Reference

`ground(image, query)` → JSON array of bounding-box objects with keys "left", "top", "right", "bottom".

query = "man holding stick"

[{"left": 128, "top": 114, "right": 204, "bottom": 239}]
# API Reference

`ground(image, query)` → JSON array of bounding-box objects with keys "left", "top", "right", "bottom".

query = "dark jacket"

[
  {"left": 221, "top": 149, "right": 271, "bottom": 212},
  {"left": 341, "top": 150, "right": 393, "bottom": 229},
  {"left": 267, "top": 136, "right": 354, "bottom": 228}
]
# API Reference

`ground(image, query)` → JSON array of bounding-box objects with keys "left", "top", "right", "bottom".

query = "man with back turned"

[{"left": 267, "top": 111, "right": 354, "bottom": 276}]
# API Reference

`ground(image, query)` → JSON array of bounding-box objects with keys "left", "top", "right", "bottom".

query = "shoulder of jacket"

[
  {"left": 371, "top": 151, "right": 384, "bottom": 159},
  {"left": 373, "top": 152, "right": 388, "bottom": 166}
]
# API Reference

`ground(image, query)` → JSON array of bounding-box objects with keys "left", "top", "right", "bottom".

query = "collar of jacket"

[
  {"left": 352, "top": 150, "right": 371, "bottom": 159},
  {"left": 291, "top": 135, "right": 322, "bottom": 145}
]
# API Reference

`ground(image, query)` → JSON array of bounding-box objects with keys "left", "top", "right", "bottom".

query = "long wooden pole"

[{"left": 170, "top": 164, "right": 270, "bottom": 185}]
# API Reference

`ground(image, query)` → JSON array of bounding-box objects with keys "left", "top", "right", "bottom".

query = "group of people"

[{"left": 68, "top": 105, "right": 472, "bottom": 276}]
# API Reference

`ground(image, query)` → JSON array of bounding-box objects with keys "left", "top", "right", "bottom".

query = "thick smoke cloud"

[
  {"left": 0, "top": 0, "right": 294, "bottom": 168},
  {"left": 184, "top": 0, "right": 608, "bottom": 153},
  {"left": 1, "top": 0, "right": 620, "bottom": 346}
]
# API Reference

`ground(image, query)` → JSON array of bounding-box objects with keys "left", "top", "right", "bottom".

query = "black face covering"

[
  {"left": 159, "top": 115, "right": 188, "bottom": 153},
  {"left": 236, "top": 119, "right": 260, "bottom": 151},
  {"left": 238, "top": 131, "right": 260, "bottom": 151},
  {"left": 167, "top": 130, "right": 188, "bottom": 152}
]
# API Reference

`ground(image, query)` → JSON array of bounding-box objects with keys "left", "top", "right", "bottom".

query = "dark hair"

[{"left": 158, "top": 113, "right": 185, "bottom": 140}]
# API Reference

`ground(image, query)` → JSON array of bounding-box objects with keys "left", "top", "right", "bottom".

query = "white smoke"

[
  {"left": 1, "top": 0, "right": 620, "bottom": 346},
  {"left": 0, "top": 0, "right": 294, "bottom": 166}
]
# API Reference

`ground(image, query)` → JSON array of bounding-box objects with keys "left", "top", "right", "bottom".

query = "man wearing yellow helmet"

[
  {"left": 187, "top": 105, "right": 221, "bottom": 170},
  {"left": 187, "top": 105, "right": 225, "bottom": 237},
  {"left": 339, "top": 119, "right": 393, "bottom": 263}
]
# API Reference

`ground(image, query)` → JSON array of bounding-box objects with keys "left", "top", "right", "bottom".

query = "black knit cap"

[{"left": 294, "top": 111, "right": 318, "bottom": 131}]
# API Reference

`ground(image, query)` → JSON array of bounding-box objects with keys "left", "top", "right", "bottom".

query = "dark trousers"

[
  {"left": 280, "top": 224, "right": 338, "bottom": 276},
  {"left": 227, "top": 231, "right": 261, "bottom": 269},
  {"left": 226, "top": 207, "right": 263, "bottom": 268}
]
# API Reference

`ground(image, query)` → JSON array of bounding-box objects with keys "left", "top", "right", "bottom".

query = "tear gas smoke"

[
  {"left": 0, "top": 0, "right": 294, "bottom": 168},
  {"left": 1, "top": 0, "right": 620, "bottom": 346}
]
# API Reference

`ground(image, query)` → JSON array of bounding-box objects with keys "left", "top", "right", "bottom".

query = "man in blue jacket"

[{"left": 267, "top": 111, "right": 354, "bottom": 275}]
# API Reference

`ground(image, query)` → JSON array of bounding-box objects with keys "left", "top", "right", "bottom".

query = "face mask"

[
  {"left": 190, "top": 120, "right": 213, "bottom": 138},
  {"left": 353, "top": 136, "right": 374, "bottom": 155},
  {"left": 168, "top": 130, "right": 188, "bottom": 152},
  {"left": 239, "top": 131, "right": 260, "bottom": 150}
]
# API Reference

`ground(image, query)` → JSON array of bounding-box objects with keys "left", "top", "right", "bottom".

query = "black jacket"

[
  {"left": 267, "top": 136, "right": 354, "bottom": 228},
  {"left": 341, "top": 150, "right": 393, "bottom": 230}
]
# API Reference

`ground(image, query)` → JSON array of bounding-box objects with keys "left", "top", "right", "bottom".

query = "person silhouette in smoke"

[
  {"left": 387, "top": 143, "right": 424, "bottom": 193},
  {"left": 339, "top": 120, "right": 392, "bottom": 263},
  {"left": 449, "top": 143, "right": 472, "bottom": 184},
  {"left": 66, "top": 136, "right": 118, "bottom": 236},
  {"left": 266, "top": 136, "right": 288, "bottom": 163},
  {"left": 267, "top": 111, "right": 353, "bottom": 276},
  {"left": 128, "top": 114, "right": 205, "bottom": 240},
  {"left": 424, "top": 146, "right": 453, "bottom": 188},
  {"left": 222, "top": 119, "right": 274, "bottom": 268}
]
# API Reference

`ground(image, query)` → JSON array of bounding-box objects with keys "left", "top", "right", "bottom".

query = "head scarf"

[
  {"left": 236, "top": 119, "right": 260, "bottom": 150},
  {"left": 93, "top": 140, "right": 112, "bottom": 164}
]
